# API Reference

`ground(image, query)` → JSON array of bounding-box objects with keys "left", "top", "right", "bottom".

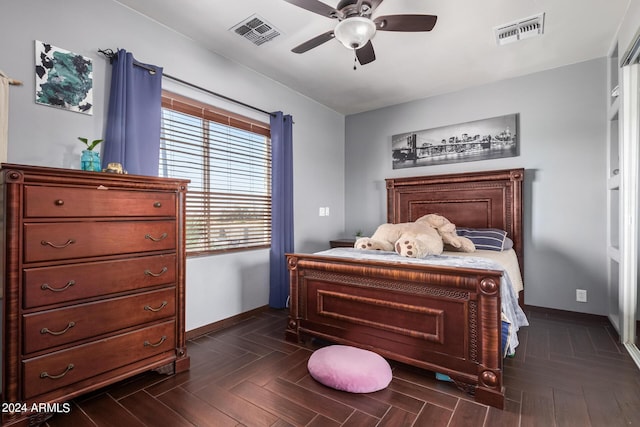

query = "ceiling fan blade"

[
  {"left": 282, "top": 0, "right": 342, "bottom": 19},
  {"left": 356, "top": 40, "right": 376, "bottom": 65},
  {"left": 374, "top": 14, "right": 438, "bottom": 32},
  {"left": 292, "top": 30, "right": 335, "bottom": 53}
]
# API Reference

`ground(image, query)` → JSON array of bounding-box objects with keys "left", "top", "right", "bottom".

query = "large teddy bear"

[
  {"left": 354, "top": 214, "right": 475, "bottom": 258},
  {"left": 416, "top": 214, "right": 476, "bottom": 253}
]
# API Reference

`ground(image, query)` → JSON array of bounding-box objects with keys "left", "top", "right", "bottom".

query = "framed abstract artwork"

[{"left": 35, "top": 40, "right": 93, "bottom": 115}]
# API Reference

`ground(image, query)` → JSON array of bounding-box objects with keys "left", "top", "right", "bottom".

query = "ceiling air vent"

[
  {"left": 494, "top": 13, "right": 545, "bottom": 46},
  {"left": 230, "top": 14, "right": 282, "bottom": 46}
]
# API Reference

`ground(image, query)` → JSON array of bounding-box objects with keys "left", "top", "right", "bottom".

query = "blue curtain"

[
  {"left": 103, "top": 49, "right": 163, "bottom": 175},
  {"left": 269, "top": 112, "right": 294, "bottom": 309}
]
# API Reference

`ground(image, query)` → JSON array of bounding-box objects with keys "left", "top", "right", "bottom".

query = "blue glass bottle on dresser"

[
  {"left": 81, "top": 149, "right": 101, "bottom": 172},
  {"left": 78, "top": 137, "right": 103, "bottom": 172}
]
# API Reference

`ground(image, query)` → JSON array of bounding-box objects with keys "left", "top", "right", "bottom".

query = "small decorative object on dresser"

[
  {"left": 103, "top": 162, "right": 127, "bottom": 174},
  {"left": 78, "top": 137, "right": 103, "bottom": 172},
  {"left": 0, "top": 164, "right": 190, "bottom": 426}
]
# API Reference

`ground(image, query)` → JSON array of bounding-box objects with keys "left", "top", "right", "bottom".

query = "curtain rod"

[
  {"left": 0, "top": 70, "right": 22, "bottom": 86},
  {"left": 98, "top": 49, "right": 273, "bottom": 117}
]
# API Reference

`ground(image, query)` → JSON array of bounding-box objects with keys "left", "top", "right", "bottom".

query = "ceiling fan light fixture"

[{"left": 334, "top": 17, "right": 376, "bottom": 49}]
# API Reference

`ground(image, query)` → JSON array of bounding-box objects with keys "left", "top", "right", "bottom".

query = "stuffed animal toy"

[
  {"left": 354, "top": 221, "right": 444, "bottom": 258},
  {"left": 416, "top": 214, "right": 475, "bottom": 252}
]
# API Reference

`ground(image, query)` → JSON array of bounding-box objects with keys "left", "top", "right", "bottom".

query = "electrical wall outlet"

[
  {"left": 319, "top": 207, "right": 326, "bottom": 216},
  {"left": 576, "top": 289, "right": 587, "bottom": 303}
]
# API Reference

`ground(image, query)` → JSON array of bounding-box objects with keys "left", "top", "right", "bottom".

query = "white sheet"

[{"left": 442, "top": 249, "right": 524, "bottom": 294}]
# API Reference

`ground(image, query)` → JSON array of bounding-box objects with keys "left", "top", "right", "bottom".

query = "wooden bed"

[{"left": 285, "top": 168, "right": 524, "bottom": 409}]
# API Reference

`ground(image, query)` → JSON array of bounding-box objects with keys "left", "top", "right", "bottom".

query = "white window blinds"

[{"left": 159, "top": 91, "right": 272, "bottom": 255}]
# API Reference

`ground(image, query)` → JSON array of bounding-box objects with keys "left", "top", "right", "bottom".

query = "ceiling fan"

[{"left": 283, "top": 0, "right": 437, "bottom": 66}]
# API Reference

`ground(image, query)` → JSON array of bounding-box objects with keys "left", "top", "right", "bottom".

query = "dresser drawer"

[
  {"left": 23, "top": 288, "right": 176, "bottom": 354},
  {"left": 22, "top": 320, "right": 175, "bottom": 399},
  {"left": 24, "top": 185, "right": 176, "bottom": 218},
  {"left": 24, "top": 221, "right": 176, "bottom": 263},
  {"left": 23, "top": 254, "right": 176, "bottom": 308}
]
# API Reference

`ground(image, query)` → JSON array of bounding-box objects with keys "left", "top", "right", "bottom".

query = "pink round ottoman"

[{"left": 307, "top": 345, "right": 392, "bottom": 393}]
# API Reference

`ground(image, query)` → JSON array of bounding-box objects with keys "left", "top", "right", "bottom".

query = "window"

[{"left": 159, "top": 91, "right": 271, "bottom": 255}]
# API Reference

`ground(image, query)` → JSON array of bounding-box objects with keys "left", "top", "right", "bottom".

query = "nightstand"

[{"left": 329, "top": 238, "right": 356, "bottom": 248}]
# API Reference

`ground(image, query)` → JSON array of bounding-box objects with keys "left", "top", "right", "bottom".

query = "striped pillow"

[{"left": 456, "top": 227, "right": 512, "bottom": 251}]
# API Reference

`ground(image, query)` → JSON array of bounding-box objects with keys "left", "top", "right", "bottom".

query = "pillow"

[
  {"left": 307, "top": 345, "right": 392, "bottom": 393},
  {"left": 456, "top": 227, "right": 512, "bottom": 251}
]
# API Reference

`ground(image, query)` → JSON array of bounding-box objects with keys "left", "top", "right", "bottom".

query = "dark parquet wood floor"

[{"left": 44, "top": 307, "right": 640, "bottom": 427}]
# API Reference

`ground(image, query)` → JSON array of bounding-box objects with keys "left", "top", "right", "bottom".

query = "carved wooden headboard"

[{"left": 386, "top": 168, "right": 524, "bottom": 269}]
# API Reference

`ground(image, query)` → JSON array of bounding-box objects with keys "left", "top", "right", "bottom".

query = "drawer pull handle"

[
  {"left": 145, "top": 233, "right": 168, "bottom": 242},
  {"left": 144, "top": 336, "right": 167, "bottom": 348},
  {"left": 40, "top": 364, "right": 74, "bottom": 380},
  {"left": 144, "top": 267, "right": 168, "bottom": 277},
  {"left": 41, "top": 280, "right": 75, "bottom": 292},
  {"left": 153, "top": 202, "right": 162, "bottom": 208},
  {"left": 54, "top": 199, "right": 64, "bottom": 206},
  {"left": 41, "top": 239, "right": 75, "bottom": 249},
  {"left": 144, "top": 301, "right": 168, "bottom": 312},
  {"left": 41, "top": 321, "right": 76, "bottom": 336}
]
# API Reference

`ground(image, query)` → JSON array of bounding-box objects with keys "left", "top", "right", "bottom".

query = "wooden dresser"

[{"left": 0, "top": 164, "right": 190, "bottom": 426}]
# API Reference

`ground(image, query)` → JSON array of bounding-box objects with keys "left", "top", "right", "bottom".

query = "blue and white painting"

[{"left": 35, "top": 41, "right": 93, "bottom": 115}]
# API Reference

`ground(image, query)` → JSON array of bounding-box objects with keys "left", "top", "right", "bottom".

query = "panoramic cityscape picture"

[{"left": 391, "top": 114, "right": 519, "bottom": 169}]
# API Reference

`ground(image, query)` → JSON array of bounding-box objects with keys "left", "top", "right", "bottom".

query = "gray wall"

[
  {"left": 0, "top": 0, "right": 613, "bottom": 321},
  {"left": 345, "top": 59, "right": 608, "bottom": 315},
  {"left": 0, "top": 0, "right": 346, "bottom": 330}
]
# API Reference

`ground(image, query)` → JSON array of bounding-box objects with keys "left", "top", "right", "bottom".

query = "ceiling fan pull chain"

[{"left": 353, "top": 50, "right": 358, "bottom": 70}]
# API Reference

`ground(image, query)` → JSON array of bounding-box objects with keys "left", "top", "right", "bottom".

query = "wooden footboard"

[{"left": 286, "top": 253, "right": 505, "bottom": 409}]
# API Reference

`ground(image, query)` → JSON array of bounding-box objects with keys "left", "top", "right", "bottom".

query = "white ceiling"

[{"left": 114, "top": 0, "right": 629, "bottom": 115}]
